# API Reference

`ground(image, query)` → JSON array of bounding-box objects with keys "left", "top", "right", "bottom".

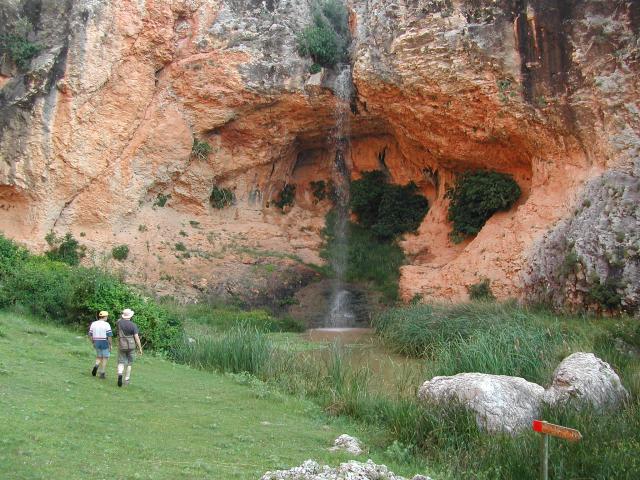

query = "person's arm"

[
  {"left": 134, "top": 333, "right": 143, "bottom": 354},
  {"left": 107, "top": 326, "right": 113, "bottom": 351}
]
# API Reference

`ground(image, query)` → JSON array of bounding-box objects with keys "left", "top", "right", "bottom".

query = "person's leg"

[
  {"left": 92, "top": 355, "right": 99, "bottom": 376},
  {"left": 117, "top": 362, "right": 124, "bottom": 386},
  {"left": 124, "top": 351, "right": 136, "bottom": 385}
]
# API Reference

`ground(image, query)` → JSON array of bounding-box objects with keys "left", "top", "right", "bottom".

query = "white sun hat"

[{"left": 121, "top": 308, "right": 134, "bottom": 319}]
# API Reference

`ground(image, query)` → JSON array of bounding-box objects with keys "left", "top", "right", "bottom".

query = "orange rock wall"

[{"left": 0, "top": 0, "right": 637, "bottom": 302}]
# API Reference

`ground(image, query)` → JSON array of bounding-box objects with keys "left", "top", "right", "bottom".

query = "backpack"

[{"left": 118, "top": 323, "right": 136, "bottom": 352}]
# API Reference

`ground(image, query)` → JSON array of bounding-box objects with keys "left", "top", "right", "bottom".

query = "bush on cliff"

[
  {"left": 350, "top": 170, "right": 429, "bottom": 240},
  {"left": 0, "top": 234, "right": 181, "bottom": 350},
  {"left": 297, "top": 0, "right": 350, "bottom": 68},
  {"left": 446, "top": 170, "right": 521, "bottom": 240}
]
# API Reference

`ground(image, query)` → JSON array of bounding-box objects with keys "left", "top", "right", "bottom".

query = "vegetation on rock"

[
  {"left": 322, "top": 210, "right": 405, "bottom": 301},
  {"left": 111, "top": 244, "right": 129, "bottom": 261},
  {"left": 191, "top": 138, "right": 212, "bottom": 160},
  {"left": 0, "top": 18, "right": 41, "bottom": 70},
  {"left": 297, "top": 0, "right": 350, "bottom": 68},
  {"left": 209, "top": 185, "right": 235, "bottom": 209},
  {"left": 44, "top": 232, "right": 85, "bottom": 266},
  {"left": 350, "top": 170, "right": 429, "bottom": 240},
  {"left": 274, "top": 184, "right": 296, "bottom": 210},
  {"left": 446, "top": 170, "right": 521, "bottom": 240},
  {"left": 467, "top": 278, "right": 495, "bottom": 301}
]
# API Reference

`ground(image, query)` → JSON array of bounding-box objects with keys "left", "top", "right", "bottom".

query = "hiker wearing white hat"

[
  {"left": 116, "top": 308, "right": 143, "bottom": 387},
  {"left": 88, "top": 311, "right": 112, "bottom": 379}
]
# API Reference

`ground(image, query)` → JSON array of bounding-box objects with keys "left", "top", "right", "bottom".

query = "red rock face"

[{"left": 0, "top": 0, "right": 637, "bottom": 304}]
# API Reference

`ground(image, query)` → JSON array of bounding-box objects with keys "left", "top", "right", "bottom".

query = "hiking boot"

[
  {"left": 124, "top": 378, "right": 130, "bottom": 386},
  {"left": 92, "top": 365, "right": 98, "bottom": 376},
  {"left": 117, "top": 375, "right": 123, "bottom": 387},
  {"left": 99, "top": 372, "right": 106, "bottom": 379}
]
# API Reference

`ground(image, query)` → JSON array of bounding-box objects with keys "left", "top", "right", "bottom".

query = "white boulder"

[
  {"left": 329, "top": 434, "right": 364, "bottom": 455},
  {"left": 418, "top": 373, "right": 545, "bottom": 434},
  {"left": 543, "top": 352, "right": 629, "bottom": 410}
]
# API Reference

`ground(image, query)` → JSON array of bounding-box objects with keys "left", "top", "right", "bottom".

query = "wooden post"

[
  {"left": 540, "top": 433, "right": 549, "bottom": 480},
  {"left": 533, "top": 420, "right": 582, "bottom": 480}
]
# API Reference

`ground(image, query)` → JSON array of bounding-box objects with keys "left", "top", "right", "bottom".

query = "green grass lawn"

[{"left": 0, "top": 311, "right": 427, "bottom": 479}]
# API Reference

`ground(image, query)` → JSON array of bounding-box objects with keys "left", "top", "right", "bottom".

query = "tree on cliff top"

[{"left": 297, "top": 0, "right": 350, "bottom": 68}]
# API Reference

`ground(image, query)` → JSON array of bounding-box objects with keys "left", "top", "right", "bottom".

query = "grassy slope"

[{"left": 0, "top": 312, "right": 423, "bottom": 480}]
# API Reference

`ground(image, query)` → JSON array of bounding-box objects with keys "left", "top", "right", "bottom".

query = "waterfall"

[{"left": 325, "top": 67, "right": 355, "bottom": 328}]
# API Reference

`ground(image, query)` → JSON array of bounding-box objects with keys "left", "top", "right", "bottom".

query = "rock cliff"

[{"left": 1, "top": 0, "right": 638, "bottom": 311}]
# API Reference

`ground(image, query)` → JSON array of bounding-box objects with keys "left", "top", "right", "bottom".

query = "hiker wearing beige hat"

[
  {"left": 116, "top": 308, "right": 143, "bottom": 387},
  {"left": 88, "top": 311, "right": 113, "bottom": 379}
]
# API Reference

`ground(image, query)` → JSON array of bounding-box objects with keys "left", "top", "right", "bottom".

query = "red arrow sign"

[{"left": 532, "top": 420, "right": 582, "bottom": 442}]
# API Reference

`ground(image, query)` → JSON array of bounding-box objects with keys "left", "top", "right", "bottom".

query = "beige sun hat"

[
  {"left": 121, "top": 308, "right": 134, "bottom": 319},
  {"left": 98, "top": 311, "right": 109, "bottom": 318}
]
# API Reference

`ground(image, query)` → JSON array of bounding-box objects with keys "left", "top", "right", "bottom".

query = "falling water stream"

[{"left": 323, "top": 67, "right": 357, "bottom": 329}]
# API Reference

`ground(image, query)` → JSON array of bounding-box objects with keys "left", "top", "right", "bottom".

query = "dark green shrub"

[
  {"left": 350, "top": 170, "right": 429, "bottom": 240},
  {"left": 309, "top": 63, "right": 322, "bottom": 74},
  {"left": 174, "top": 242, "right": 187, "bottom": 252},
  {"left": 154, "top": 193, "right": 170, "bottom": 207},
  {"left": 446, "top": 170, "right": 521, "bottom": 239},
  {"left": 297, "top": 0, "right": 350, "bottom": 68},
  {"left": 191, "top": 138, "right": 212, "bottom": 159},
  {"left": 588, "top": 277, "right": 623, "bottom": 310},
  {"left": 44, "top": 233, "right": 85, "bottom": 266},
  {"left": 0, "top": 234, "right": 28, "bottom": 276},
  {"left": 274, "top": 184, "right": 296, "bottom": 210},
  {"left": 210, "top": 186, "right": 235, "bottom": 209},
  {"left": 111, "top": 245, "right": 129, "bottom": 261},
  {"left": 467, "top": 278, "right": 495, "bottom": 301},
  {"left": 310, "top": 180, "right": 326, "bottom": 201},
  {"left": 0, "top": 24, "right": 41, "bottom": 70}
]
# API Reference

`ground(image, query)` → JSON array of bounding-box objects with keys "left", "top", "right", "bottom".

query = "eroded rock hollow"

[{"left": 1, "top": 0, "right": 638, "bottom": 311}]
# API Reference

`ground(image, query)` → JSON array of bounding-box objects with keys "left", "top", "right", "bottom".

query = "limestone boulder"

[
  {"left": 418, "top": 373, "right": 545, "bottom": 435},
  {"left": 329, "top": 434, "right": 364, "bottom": 456},
  {"left": 543, "top": 352, "right": 629, "bottom": 410},
  {"left": 260, "top": 459, "right": 431, "bottom": 480}
]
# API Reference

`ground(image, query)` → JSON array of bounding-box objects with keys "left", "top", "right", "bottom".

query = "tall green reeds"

[{"left": 172, "top": 324, "right": 273, "bottom": 375}]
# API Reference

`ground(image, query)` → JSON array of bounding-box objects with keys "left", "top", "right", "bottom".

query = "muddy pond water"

[{"left": 301, "top": 327, "right": 427, "bottom": 394}]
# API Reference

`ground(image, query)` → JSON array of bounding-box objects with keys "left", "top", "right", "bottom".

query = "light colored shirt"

[{"left": 89, "top": 320, "right": 113, "bottom": 350}]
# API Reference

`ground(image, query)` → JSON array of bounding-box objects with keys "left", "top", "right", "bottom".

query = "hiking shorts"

[
  {"left": 95, "top": 346, "right": 110, "bottom": 358},
  {"left": 118, "top": 349, "right": 136, "bottom": 365}
]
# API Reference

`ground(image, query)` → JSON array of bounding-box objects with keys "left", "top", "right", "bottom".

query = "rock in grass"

[
  {"left": 543, "top": 352, "right": 629, "bottom": 410},
  {"left": 329, "top": 434, "right": 364, "bottom": 455},
  {"left": 418, "top": 373, "right": 544, "bottom": 434},
  {"left": 260, "top": 459, "right": 431, "bottom": 480}
]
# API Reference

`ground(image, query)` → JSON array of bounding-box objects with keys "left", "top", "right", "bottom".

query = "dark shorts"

[{"left": 118, "top": 349, "right": 136, "bottom": 365}]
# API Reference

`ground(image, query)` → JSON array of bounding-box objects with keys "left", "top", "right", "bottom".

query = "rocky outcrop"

[
  {"left": 0, "top": 1, "right": 638, "bottom": 309},
  {"left": 329, "top": 434, "right": 364, "bottom": 456},
  {"left": 418, "top": 373, "right": 545, "bottom": 434},
  {"left": 260, "top": 459, "right": 431, "bottom": 480},
  {"left": 543, "top": 352, "right": 630, "bottom": 410}
]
